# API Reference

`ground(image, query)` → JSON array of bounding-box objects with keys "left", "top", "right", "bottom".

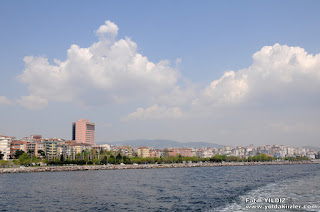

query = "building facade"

[
  {"left": 169, "top": 148, "right": 193, "bottom": 157},
  {"left": 72, "top": 119, "right": 95, "bottom": 145},
  {"left": 137, "top": 147, "right": 150, "bottom": 158},
  {"left": 0, "top": 136, "right": 11, "bottom": 160},
  {"left": 44, "top": 140, "right": 58, "bottom": 160},
  {"left": 10, "top": 140, "right": 27, "bottom": 158}
]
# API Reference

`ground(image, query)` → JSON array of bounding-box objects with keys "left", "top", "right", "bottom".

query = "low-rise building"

[
  {"left": 93, "top": 144, "right": 111, "bottom": 152},
  {"left": 150, "top": 149, "right": 163, "bottom": 158},
  {"left": 168, "top": 148, "right": 193, "bottom": 157},
  {"left": 64, "top": 141, "right": 92, "bottom": 160},
  {"left": 137, "top": 147, "right": 150, "bottom": 158}
]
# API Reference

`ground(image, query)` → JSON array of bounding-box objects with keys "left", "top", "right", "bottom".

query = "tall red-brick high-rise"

[{"left": 72, "top": 119, "right": 95, "bottom": 145}]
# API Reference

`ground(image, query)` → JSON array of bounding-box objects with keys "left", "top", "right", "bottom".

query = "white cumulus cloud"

[
  {"left": 96, "top": 20, "right": 119, "bottom": 37},
  {"left": 125, "top": 43, "right": 320, "bottom": 123},
  {"left": 193, "top": 43, "right": 320, "bottom": 111},
  {"left": 199, "top": 71, "right": 248, "bottom": 106},
  {"left": 18, "top": 20, "right": 179, "bottom": 108}
]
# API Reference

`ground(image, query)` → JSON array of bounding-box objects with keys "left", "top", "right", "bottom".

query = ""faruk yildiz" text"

[{"left": 246, "top": 198, "right": 286, "bottom": 203}]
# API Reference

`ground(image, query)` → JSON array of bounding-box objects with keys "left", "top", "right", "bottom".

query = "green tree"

[
  {"left": 99, "top": 149, "right": 104, "bottom": 155},
  {"left": 0, "top": 160, "right": 10, "bottom": 167},
  {"left": 109, "top": 155, "right": 115, "bottom": 164},
  {"left": 210, "top": 154, "right": 223, "bottom": 162},
  {"left": 92, "top": 158, "right": 100, "bottom": 164},
  {"left": 60, "top": 154, "right": 64, "bottom": 162},
  {"left": 31, "top": 155, "right": 39, "bottom": 164},
  {"left": 101, "top": 156, "right": 108, "bottom": 164},
  {"left": 116, "top": 153, "right": 122, "bottom": 163},
  {"left": 12, "top": 159, "right": 20, "bottom": 166},
  {"left": 226, "top": 156, "right": 238, "bottom": 162},
  {"left": 19, "top": 153, "right": 31, "bottom": 166},
  {"left": 14, "top": 150, "right": 25, "bottom": 159}
]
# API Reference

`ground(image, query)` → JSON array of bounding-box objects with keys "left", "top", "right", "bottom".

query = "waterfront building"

[
  {"left": 64, "top": 140, "right": 92, "bottom": 160},
  {"left": 73, "top": 143, "right": 91, "bottom": 154},
  {"left": 116, "top": 146, "right": 134, "bottom": 157},
  {"left": 169, "top": 148, "right": 193, "bottom": 157},
  {"left": 0, "top": 136, "right": 11, "bottom": 160},
  {"left": 307, "top": 151, "right": 316, "bottom": 159},
  {"left": 286, "top": 147, "right": 295, "bottom": 157},
  {"left": 57, "top": 142, "right": 67, "bottom": 159},
  {"left": 150, "top": 149, "right": 163, "bottom": 158},
  {"left": 100, "top": 144, "right": 111, "bottom": 151},
  {"left": 235, "top": 146, "right": 245, "bottom": 157},
  {"left": 191, "top": 148, "right": 197, "bottom": 157},
  {"left": 10, "top": 140, "right": 27, "bottom": 158},
  {"left": 72, "top": 119, "right": 95, "bottom": 145},
  {"left": 223, "top": 146, "right": 232, "bottom": 155},
  {"left": 202, "top": 149, "right": 213, "bottom": 158},
  {"left": 195, "top": 148, "right": 214, "bottom": 158},
  {"left": 196, "top": 149, "right": 203, "bottom": 158},
  {"left": 35, "top": 142, "right": 45, "bottom": 157},
  {"left": 179, "top": 148, "right": 193, "bottom": 157},
  {"left": 25, "top": 141, "right": 46, "bottom": 157},
  {"left": 245, "top": 147, "right": 253, "bottom": 155},
  {"left": 27, "top": 142, "right": 37, "bottom": 154},
  {"left": 137, "top": 147, "right": 150, "bottom": 158},
  {"left": 93, "top": 144, "right": 111, "bottom": 152},
  {"left": 44, "top": 140, "right": 58, "bottom": 160}
]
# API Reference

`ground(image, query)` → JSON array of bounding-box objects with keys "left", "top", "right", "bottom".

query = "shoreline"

[{"left": 1, "top": 160, "right": 320, "bottom": 174}]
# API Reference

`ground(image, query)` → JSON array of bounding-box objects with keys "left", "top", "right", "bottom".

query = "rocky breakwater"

[{"left": 0, "top": 160, "right": 319, "bottom": 174}]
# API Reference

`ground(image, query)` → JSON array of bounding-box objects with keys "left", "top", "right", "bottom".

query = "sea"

[{"left": 0, "top": 164, "right": 319, "bottom": 211}]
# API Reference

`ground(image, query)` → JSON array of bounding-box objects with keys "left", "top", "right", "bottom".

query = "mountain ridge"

[{"left": 102, "top": 139, "right": 223, "bottom": 149}]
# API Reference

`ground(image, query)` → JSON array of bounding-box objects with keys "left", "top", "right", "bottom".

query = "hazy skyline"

[{"left": 1, "top": 1, "right": 320, "bottom": 146}]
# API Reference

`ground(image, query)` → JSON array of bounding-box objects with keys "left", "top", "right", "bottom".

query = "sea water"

[{"left": 0, "top": 164, "right": 319, "bottom": 211}]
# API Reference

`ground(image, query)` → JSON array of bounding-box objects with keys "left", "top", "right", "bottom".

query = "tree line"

[{"left": 0, "top": 149, "right": 311, "bottom": 168}]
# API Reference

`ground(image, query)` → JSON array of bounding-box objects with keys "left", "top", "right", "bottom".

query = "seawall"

[{"left": 1, "top": 160, "right": 319, "bottom": 174}]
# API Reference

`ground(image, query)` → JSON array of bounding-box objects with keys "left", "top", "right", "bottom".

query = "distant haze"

[{"left": 106, "top": 139, "right": 222, "bottom": 149}]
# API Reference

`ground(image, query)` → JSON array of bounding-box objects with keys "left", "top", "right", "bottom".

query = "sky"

[{"left": 1, "top": 1, "right": 320, "bottom": 147}]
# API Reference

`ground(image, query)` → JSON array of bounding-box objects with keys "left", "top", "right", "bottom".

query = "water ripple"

[{"left": 0, "top": 164, "right": 319, "bottom": 211}]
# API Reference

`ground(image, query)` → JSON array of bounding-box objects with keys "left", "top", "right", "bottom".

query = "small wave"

[{"left": 218, "top": 175, "right": 320, "bottom": 212}]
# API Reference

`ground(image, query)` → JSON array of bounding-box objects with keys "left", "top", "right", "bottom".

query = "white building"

[
  {"left": 98, "top": 144, "right": 111, "bottom": 151},
  {"left": 0, "top": 137, "right": 11, "bottom": 160},
  {"left": 202, "top": 149, "right": 213, "bottom": 158},
  {"left": 286, "top": 147, "right": 295, "bottom": 157}
]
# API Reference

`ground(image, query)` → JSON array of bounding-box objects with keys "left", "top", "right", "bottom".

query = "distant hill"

[
  {"left": 106, "top": 139, "right": 222, "bottom": 149},
  {"left": 303, "top": 146, "right": 320, "bottom": 151}
]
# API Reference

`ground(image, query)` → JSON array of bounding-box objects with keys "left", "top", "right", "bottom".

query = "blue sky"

[{"left": 1, "top": 1, "right": 320, "bottom": 146}]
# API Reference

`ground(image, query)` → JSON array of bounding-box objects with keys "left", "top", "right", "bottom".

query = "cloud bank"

[
  {"left": 124, "top": 44, "right": 320, "bottom": 120},
  {"left": 17, "top": 21, "right": 320, "bottom": 127},
  {"left": 18, "top": 20, "right": 179, "bottom": 108},
  {"left": 124, "top": 104, "right": 183, "bottom": 121}
]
